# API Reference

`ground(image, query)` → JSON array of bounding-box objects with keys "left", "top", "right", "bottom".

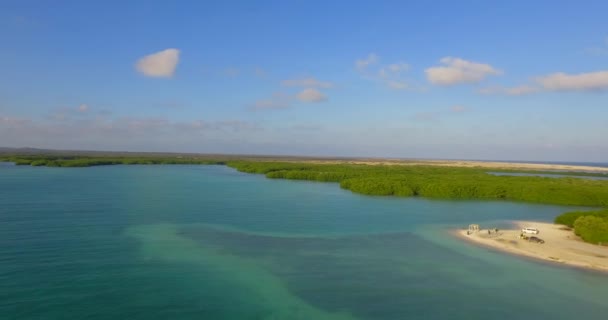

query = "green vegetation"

[
  {"left": 555, "top": 209, "right": 608, "bottom": 245},
  {"left": 226, "top": 161, "right": 608, "bottom": 207},
  {"left": 573, "top": 216, "right": 608, "bottom": 245},
  {"left": 229, "top": 160, "right": 608, "bottom": 245},
  {"left": 4, "top": 154, "right": 608, "bottom": 244},
  {"left": 0, "top": 155, "right": 226, "bottom": 167},
  {"left": 554, "top": 209, "right": 608, "bottom": 227},
  {"left": 4, "top": 155, "right": 607, "bottom": 208}
]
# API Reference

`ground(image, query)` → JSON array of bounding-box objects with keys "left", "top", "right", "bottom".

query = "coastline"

[
  {"left": 453, "top": 221, "right": 608, "bottom": 273},
  {"left": 2, "top": 148, "right": 608, "bottom": 173},
  {"left": 295, "top": 159, "right": 608, "bottom": 173}
]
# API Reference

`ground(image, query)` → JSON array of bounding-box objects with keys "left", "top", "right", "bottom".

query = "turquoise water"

[{"left": 1, "top": 163, "right": 608, "bottom": 319}]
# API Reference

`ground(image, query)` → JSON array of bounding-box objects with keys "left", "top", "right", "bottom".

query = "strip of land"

[
  {"left": 455, "top": 221, "right": 608, "bottom": 272},
  {"left": 1, "top": 147, "right": 607, "bottom": 173},
  {"left": 288, "top": 159, "right": 608, "bottom": 173}
]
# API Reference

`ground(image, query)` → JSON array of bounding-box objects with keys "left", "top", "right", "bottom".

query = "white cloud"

[
  {"left": 281, "top": 77, "right": 333, "bottom": 88},
  {"left": 425, "top": 57, "right": 501, "bottom": 86},
  {"left": 135, "top": 48, "right": 180, "bottom": 78},
  {"left": 355, "top": 53, "right": 379, "bottom": 71},
  {"left": 535, "top": 71, "right": 608, "bottom": 91},
  {"left": 296, "top": 88, "right": 327, "bottom": 103},
  {"left": 478, "top": 85, "right": 540, "bottom": 96},
  {"left": 78, "top": 104, "right": 89, "bottom": 112}
]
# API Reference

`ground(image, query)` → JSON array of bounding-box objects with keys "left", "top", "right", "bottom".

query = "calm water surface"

[{"left": 1, "top": 164, "right": 607, "bottom": 319}]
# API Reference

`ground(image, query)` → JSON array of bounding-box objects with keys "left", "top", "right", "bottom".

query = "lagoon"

[{"left": 1, "top": 165, "right": 607, "bottom": 319}]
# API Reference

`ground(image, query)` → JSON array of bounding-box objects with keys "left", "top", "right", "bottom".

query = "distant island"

[{"left": 2, "top": 149, "right": 607, "bottom": 248}]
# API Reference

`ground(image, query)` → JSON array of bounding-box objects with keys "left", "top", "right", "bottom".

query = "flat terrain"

[
  {"left": 291, "top": 159, "right": 608, "bottom": 173},
  {"left": 455, "top": 221, "right": 608, "bottom": 272},
  {"left": 1, "top": 147, "right": 607, "bottom": 173}
]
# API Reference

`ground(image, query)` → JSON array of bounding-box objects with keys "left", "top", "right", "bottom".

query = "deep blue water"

[{"left": 1, "top": 164, "right": 607, "bottom": 319}]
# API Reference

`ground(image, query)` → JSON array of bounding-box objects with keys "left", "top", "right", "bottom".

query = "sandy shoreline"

[
  {"left": 454, "top": 221, "right": 608, "bottom": 273},
  {"left": 286, "top": 159, "right": 608, "bottom": 173}
]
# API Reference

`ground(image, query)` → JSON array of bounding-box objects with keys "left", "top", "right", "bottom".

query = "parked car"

[
  {"left": 521, "top": 227, "right": 540, "bottom": 234},
  {"left": 528, "top": 236, "right": 545, "bottom": 244}
]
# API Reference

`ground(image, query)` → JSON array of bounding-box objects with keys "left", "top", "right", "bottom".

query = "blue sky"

[{"left": 1, "top": 1, "right": 607, "bottom": 161}]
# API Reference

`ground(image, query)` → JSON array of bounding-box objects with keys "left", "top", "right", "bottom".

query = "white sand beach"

[
  {"left": 455, "top": 221, "right": 608, "bottom": 272},
  {"left": 288, "top": 159, "right": 608, "bottom": 173}
]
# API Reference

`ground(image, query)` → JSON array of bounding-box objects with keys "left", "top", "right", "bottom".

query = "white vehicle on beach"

[{"left": 521, "top": 227, "right": 540, "bottom": 234}]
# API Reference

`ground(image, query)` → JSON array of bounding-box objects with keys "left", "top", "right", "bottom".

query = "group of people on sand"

[
  {"left": 487, "top": 228, "right": 499, "bottom": 235},
  {"left": 466, "top": 227, "right": 499, "bottom": 236}
]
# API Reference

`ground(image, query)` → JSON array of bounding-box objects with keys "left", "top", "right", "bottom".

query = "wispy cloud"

[
  {"left": 450, "top": 105, "right": 468, "bottom": 113},
  {"left": 479, "top": 67, "right": 608, "bottom": 95},
  {"left": 535, "top": 70, "right": 608, "bottom": 92},
  {"left": 135, "top": 48, "right": 180, "bottom": 78},
  {"left": 1, "top": 113, "right": 261, "bottom": 144},
  {"left": 412, "top": 111, "right": 440, "bottom": 122},
  {"left": 48, "top": 104, "right": 92, "bottom": 121},
  {"left": 153, "top": 101, "right": 187, "bottom": 109},
  {"left": 252, "top": 76, "right": 332, "bottom": 110},
  {"left": 251, "top": 93, "right": 292, "bottom": 110},
  {"left": 425, "top": 57, "right": 501, "bottom": 86},
  {"left": 289, "top": 124, "right": 324, "bottom": 131},
  {"left": 378, "top": 62, "right": 409, "bottom": 78},
  {"left": 385, "top": 80, "right": 409, "bottom": 90},
  {"left": 296, "top": 88, "right": 327, "bottom": 103},
  {"left": 478, "top": 85, "right": 540, "bottom": 96},
  {"left": 584, "top": 36, "right": 608, "bottom": 56},
  {"left": 356, "top": 54, "right": 419, "bottom": 91},
  {"left": 281, "top": 77, "right": 333, "bottom": 88},
  {"left": 0, "top": 115, "right": 31, "bottom": 127},
  {"left": 355, "top": 53, "right": 379, "bottom": 71},
  {"left": 411, "top": 105, "right": 469, "bottom": 122}
]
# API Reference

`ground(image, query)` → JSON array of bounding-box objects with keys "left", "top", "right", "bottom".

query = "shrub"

[
  {"left": 573, "top": 216, "right": 608, "bottom": 245},
  {"left": 555, "top": 209, "right": 608, "bottom": 227}
]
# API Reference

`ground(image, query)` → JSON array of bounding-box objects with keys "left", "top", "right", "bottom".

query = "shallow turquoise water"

[{"left": 1, "top": 164, "right": 607, "bottom": 319}]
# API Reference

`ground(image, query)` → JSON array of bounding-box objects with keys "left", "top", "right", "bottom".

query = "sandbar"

[{"left": 454, "top": 221, "right": 608, "bottom": 273}]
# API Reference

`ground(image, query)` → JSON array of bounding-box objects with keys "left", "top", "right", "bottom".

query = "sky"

[{"left": 1, "top": 1, "right": 607, "bottom": 162}]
